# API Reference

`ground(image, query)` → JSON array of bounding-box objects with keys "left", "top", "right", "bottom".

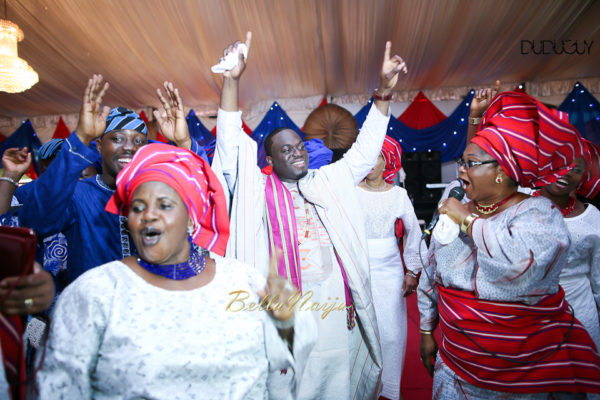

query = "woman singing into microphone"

[{"left": 417, "top": 91, "right": 600, "bottom": 399}]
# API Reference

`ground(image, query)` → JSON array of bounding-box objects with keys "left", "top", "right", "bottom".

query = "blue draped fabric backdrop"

[
  {"left": 354, "top": 91, "right": 474, "bottom": 163},
  {"left": 250, "top": 102, "right": 304, "bottom": 168},
  {"left": 186, "top": 109, "right": 216, "bottom": 148},
  {"left": 558, "top": 82, "right": 600, "bottom": 146},
  {"left": 185, "top": 109, "right": 216, "bottom": 161}
]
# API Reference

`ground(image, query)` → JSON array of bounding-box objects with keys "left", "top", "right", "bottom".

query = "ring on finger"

[{"left": 24, "top": 298, "right": 34, "bottom": 309}]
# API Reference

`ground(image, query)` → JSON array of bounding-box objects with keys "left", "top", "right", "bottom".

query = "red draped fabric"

[
  {"left": 437, "top": 285, "right": 600, "bottom": 394},
  {"left": 398, "top": 91, "right": 446, "bottom": 129},
  {"left": 211, "top": 120, "right": 253, "bottom": 136},
  {"left": 51, "top": 116, "right": 70, "bottom": 139}
]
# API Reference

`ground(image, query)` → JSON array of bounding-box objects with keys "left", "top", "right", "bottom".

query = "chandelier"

[{"left": 0, "top": 18, "right": 38, "bottom": 93}]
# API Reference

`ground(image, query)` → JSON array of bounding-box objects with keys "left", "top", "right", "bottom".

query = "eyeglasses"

[{"left": 456, "top": 159, "right": 497, "bottom": 170}]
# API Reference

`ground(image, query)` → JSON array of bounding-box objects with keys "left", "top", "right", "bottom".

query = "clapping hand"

[
  {"left": 378, "top": 41, "right": 408, "bottom": 95},
  {"left": 2, "top": 147, "right": 32, "bottom": 181},
  {"left": 470, "top": 80, "right": 500, "bottom": 118},
  {"left": 154, "top": 81, "right": 192, "bottom": 150},
  {"left": 76, "top": 74, "right": 110, "bottom": 145}
]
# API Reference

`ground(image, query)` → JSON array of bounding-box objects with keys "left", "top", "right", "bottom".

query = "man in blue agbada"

[{"left": 14, "top": 75, "right": 207, "bottom": 288}]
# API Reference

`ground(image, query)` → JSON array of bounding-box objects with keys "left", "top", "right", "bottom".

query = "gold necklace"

[{"left": 364, "top": 180, "right": 387, "bottom": 191}]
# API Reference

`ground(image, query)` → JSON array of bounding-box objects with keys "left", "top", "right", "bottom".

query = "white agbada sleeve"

[{"left": 211, "top": 109, "right": 270, "bottom": 276}]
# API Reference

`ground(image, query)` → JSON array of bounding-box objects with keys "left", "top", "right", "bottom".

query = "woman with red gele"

[
  {"left": 418, "top": 91, "right": 600, "bottom": 399},
  {"left": 538, "top": 138, "right": 600, "bottom": 354}
]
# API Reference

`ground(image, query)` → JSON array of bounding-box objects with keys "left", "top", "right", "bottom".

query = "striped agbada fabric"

[
  {"left": 381, "top": 136, "right": 402, "bottom": 183},
  {"left": 436, "top": 285, "right": 600, "bottom": 394},
  {"left": 264, "top": 172, "right": 356, "bottom": 329},
  {"left": 578, "top": 139, "right": 600, "bottom": 199},
  {"left": 105, "top": 143, "right": 229, "bottom": 256},
  {"left": 0, "top": 314, "right": 25, "bottom": 399},
  {"left": 264, "top": 173, "right": 303, "bottom": 290},
  {"left": 471, "top": 91, "right": 585, "bottom": 188},
  {"left": 38, "top": 138, "right": 64, "bottom": 160},
  {"left": 104, "top": 107, "right": 148, "bottom": 135}
]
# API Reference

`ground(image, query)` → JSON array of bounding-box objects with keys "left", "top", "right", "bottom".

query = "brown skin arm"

[
  {"left": 220, "top": 32, "right": 252, "bottom": 113},
  {"left": 154, "top": 82, "right": 193, "bottom": 150},
  {"left": 0, "top": 147, "right": 31, "bottom": 214},
  {"left": 420, "top": 333, "right": 438, "bottom": 377},
  {"left": 466, "top": 81, "right": 500, "bottom": 143},
  {"left": 75, "top": 74, "right": 111, "bottom": 146}
]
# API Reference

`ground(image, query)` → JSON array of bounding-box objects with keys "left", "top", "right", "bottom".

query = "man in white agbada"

[{"left": 212, "top": 32, "right": 408, "bottom": 399}]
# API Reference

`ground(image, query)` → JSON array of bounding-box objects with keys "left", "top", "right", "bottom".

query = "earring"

[
  {"left": 495, "top": 176, "right": 503, "bottom": 184},
  {"left": 187, "top": 226, "right": 194, "bottom": 243}
]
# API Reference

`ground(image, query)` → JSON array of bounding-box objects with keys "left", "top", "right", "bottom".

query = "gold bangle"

[
  {"left": 419, "top": 329, "right": 433, "bottom": 335},
  {"left": 469, "top": 117, "right": 482, "bottom": 125},
  {"left": 461, "top": 213, "right": 478, "bottom": 234}
]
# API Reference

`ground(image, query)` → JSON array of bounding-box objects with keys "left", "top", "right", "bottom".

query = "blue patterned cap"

[
  {"left": 39, "top": 138, "right": 65, "bottom": 160},
  {"left": 104, "top": 107, "right": 147, "bottom": 135}
]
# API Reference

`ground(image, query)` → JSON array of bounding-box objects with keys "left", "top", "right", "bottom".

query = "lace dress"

[
  {"left": 418, "top": 197, "right": 586, "bottom": 399},
  {"left": 356, "top": 185, "right": 425, "bottom": 400},
  {"left": 560, "top": 204, "right": 600, "bottom": 350},
  {"left": 36, "top": 257, "right": 316, "bottom": 399}
]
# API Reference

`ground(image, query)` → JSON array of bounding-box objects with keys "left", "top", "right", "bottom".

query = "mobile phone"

[{"left": 0, "top": 226, "right": 36, "bottom": 280}]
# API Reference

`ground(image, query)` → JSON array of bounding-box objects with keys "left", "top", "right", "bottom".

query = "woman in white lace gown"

[
  {"left": 538, "top": 150, "right": 600, "bottom": 353},
  {"left": 36, "top": 142, "right": 316, "bottom": 399},
  {"left": 357, "top": 136, "right": 426, "bottom": 400}
]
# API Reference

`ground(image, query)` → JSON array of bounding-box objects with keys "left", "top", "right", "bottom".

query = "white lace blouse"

[{"left": 36, "top": 257, "right": 314, "bottom": 399}]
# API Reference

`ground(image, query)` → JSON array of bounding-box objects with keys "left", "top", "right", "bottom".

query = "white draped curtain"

[{"left": 0, "top": 0, "right": 599, "bottom": 139}]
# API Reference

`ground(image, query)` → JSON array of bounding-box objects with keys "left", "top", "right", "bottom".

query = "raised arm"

[
  {"left": 0, "top": 147, "right": 31, "bottom": 214},
  {"left": 373, "top": 41, "right": 407, "bottom": 116},
  {"left": 213, "top": 32, "right": 257, "bottom": 194},
  {"left": 16, "top": 76, "right": 106, "bottom": 236},
  {"left": 154, "top": 81, "right": 193, "bottom": 150},
  {"left": 466, "top": 80, "right": 500, "bottom": 143},
  {"left": 331, "top": 41, "right": 405, "bottom": 184}
]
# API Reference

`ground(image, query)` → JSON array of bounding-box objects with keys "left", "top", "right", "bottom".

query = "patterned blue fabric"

[
  {"left": 42, "top": 233, "right": 68, "bottom": 290},
  {"left": 15, "top": 134, "right": 129, "bottom": 284},
  {"left": 39, "top": 139, "right": 64, "bottom": 160},
  {"left": 186, "top": 109, "right": 215, "bottom": 148},
  {"left": 15, "top": 132, "right": 207, "bottom": 286},
  {"left": 104, "top": 107, "right": 147, "bottom": 135}
]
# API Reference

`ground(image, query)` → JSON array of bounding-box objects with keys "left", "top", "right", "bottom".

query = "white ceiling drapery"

[{"left": 0, "top": 0, "right": 598, "bottom": 122}]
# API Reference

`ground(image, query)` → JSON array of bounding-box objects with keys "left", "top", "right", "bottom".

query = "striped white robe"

[{"left": 212, "top": 104, "right": 389, "bottom": 399}]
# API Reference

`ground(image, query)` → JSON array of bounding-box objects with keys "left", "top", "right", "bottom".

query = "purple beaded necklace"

[{"left": 137, "top": 244, "right": 207, "bottom": 280}]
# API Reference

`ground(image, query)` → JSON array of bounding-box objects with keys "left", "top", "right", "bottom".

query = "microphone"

[{"left": 421, "top": 186, "right": 465, "bottom": 239}]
